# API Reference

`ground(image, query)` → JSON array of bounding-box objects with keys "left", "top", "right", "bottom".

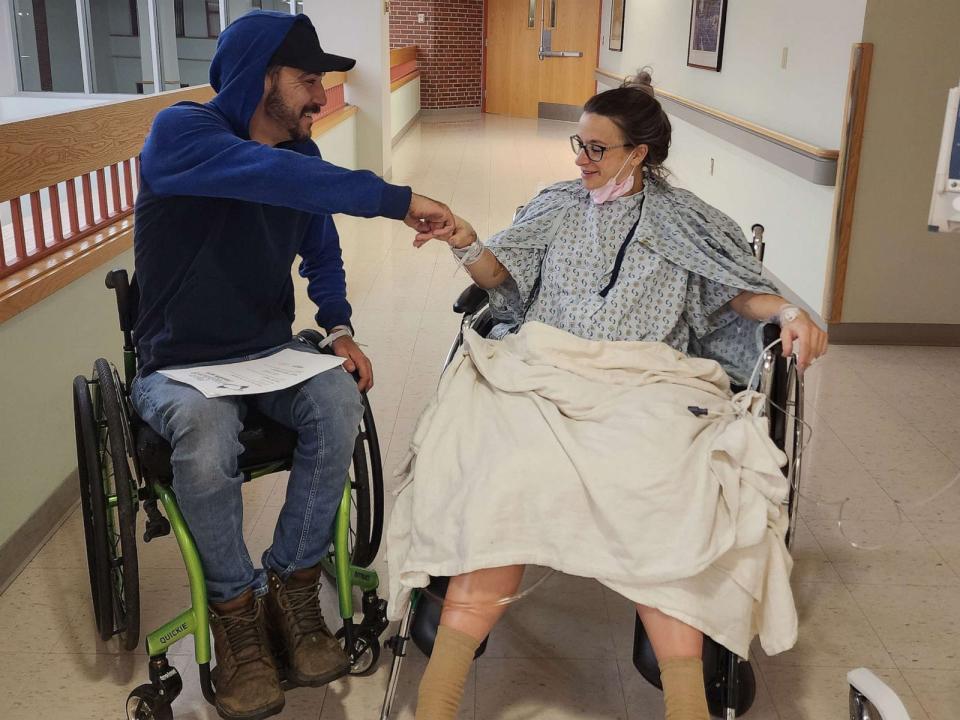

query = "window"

[
  {"left": 174, "top": 0, "right": 185, "bottom": 37},
  {"left": 174, "top": 0, "right": 220, "bottom": 39},
  {"left": 87, "top": 0, "right": 146, "bottom": 93},
  {"left": 110, "top": 0, "right": 140, "bottom": 36},
  {"left": 8, "top": 0, "right": 300, "bottom": 95},
  {"left": 13, "top": 0, "right": 85, "bottom": 92},
  {"left": 206, "top": 1, "right": 220, "bottom": 38}
]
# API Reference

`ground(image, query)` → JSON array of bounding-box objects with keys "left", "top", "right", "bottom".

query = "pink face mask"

[{"left": 589, "top": 151, "right": 637, "bottom": 204}]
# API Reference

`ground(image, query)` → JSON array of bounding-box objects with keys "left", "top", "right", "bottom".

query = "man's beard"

[{"left": 264, "top": 84, "right": 320, "bottom": 143}]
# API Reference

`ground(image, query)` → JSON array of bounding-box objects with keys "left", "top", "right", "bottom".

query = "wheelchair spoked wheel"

[
  {"left": 348, "top": 395, "right": 384, "bottom": 568},
  {"left": 91, "top": 358, "right": 141, "bottom": 651},
  {"left": 766, "top": 349, "right": 805, "bottom": 551},
  {"left": 73, "top": 375, "right": 114, "bottom": 640},
  {"left": 781, "top": 360, "right": 804, "bottom": 550}
]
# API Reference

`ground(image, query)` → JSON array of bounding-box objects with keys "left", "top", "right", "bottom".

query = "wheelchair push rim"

[
  {"left": 91, "top": 358, "right": 142, "bottom": 651},
  {"left": 348, "top": 395, "right": 384, "bottom": 568},
  {"left": 73, "top": 374, "right": 114, "bottom": 640}
]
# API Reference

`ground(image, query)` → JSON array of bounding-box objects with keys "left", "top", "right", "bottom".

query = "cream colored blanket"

[{"left": 386, "top": 322, "right": 797, "bottom": 657}]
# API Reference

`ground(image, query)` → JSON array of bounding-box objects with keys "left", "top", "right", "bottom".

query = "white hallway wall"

[{"left": 598, "top": 0, "right": 868, "bottom": 315}]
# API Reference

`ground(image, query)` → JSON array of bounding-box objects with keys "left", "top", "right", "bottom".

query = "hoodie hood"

[{"left": 208, "top": 10, "right": 308, "bottom": 139}]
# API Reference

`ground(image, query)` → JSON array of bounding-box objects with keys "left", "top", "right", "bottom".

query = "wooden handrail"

[
  {"left": 391, "top": 71, "right": 421, "bottom": 93},
  {"left": 390, "top": 45, "right": 418, "bottom": 68},
  {"left": 0, "top": 77, "right": 353, "bottom": 323},
  {"left": 594, "top": 67, "right": 839, "bottom": 160},
  {"left": 0, "top": 85, "right": 215, "bottom": 203}
]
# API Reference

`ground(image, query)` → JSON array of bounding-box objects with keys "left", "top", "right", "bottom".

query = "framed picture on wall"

[
  {"left": 687, "top": 0, "right": 728, "bottom": 71},
  {"left": 609, "top": 0, "right": 625, "bottom": 52}
]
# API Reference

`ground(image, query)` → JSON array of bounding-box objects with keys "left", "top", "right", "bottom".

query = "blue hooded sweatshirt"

[{"left": 133, "top": 11, "right": 412, "bottom": 374}]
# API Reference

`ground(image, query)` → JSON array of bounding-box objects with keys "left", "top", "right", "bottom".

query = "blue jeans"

[{"left": 131, "top": 339, "right": 364, "bottom": 603}]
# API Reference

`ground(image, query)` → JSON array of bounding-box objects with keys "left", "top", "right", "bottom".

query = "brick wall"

[{"left": 389, "top": 0, "right": 484, "bottom": 110}]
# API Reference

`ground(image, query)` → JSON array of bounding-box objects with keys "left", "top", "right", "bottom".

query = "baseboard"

[
  {"left": 0, "top": 471, "right": 78, "bottom": 593},
  {"left": 392, "top": 110, "right": 422, "bottom": 146},
  {"left": 420, "top": 107, "right": 482, "bottom": 117},
  {"left": 828, "top": 322, "right": 960, "bottom": 346}
]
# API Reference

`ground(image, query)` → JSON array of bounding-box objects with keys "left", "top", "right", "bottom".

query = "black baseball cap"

[{"left": 269, "top": 19, "right": 356, "bottom": 74}]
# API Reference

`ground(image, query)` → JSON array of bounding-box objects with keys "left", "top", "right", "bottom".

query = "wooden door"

[
  {"left": 539, "top": 0, "right": 601, "bottom": 108},
  {"left": 485, "top": 0, "right": 601, "bottom": 119},
  {"left": 485, "top": 0, "right": 541, "bottom": 117}
]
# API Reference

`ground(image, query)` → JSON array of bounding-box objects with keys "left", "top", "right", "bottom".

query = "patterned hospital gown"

[{"left": 483, "top": 177, "right": 780, "bottom": 386}]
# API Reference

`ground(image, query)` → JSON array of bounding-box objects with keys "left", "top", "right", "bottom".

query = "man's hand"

[
  {"left": 780, "top": 312, "right": 828, "bottom": 372},
  {"left": 405, "top": 193, "right": 455, "bottom": 243},
  {"left": 331, "top": 335, "right": 373, "bottom": 392}
]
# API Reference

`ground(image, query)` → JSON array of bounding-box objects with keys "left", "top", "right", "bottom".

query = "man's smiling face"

[{"left": 262, "top": 66, "right": 327, "bottom": 143}]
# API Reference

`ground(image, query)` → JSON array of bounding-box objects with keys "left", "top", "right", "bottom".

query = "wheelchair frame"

[
  {"left": 379, "top": 223, "right": 807, "bottom": 720},
  {"left": 72, "top": 269, "right": 389, "bottom": 720}
]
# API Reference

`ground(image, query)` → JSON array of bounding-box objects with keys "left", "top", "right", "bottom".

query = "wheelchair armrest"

[
  {"left": 297, "top": 328, "right": 326, "bottom": 351},
  {"left": 453, "top": 284, "right": 488, "bottom": 315}
]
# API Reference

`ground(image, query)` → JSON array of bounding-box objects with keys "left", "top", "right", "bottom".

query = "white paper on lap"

[{"left": 157, "top": 349, "right": 346, "bottom": 398}]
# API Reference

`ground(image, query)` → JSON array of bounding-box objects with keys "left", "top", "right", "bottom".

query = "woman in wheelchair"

[{"left": 386, "top": 72, "right": 827, "bottom": 720}]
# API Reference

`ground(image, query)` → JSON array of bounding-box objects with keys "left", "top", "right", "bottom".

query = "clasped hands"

[{"left": 405, "top": 194, "right": 477, "bottom": 249}]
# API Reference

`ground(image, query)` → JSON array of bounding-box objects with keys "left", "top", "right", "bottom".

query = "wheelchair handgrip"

[
  {"left": 453, "top": 284, "right": 488, "bottom": 315},
  {"left": 105, "top": 269, "right": 133, "bottom": 333}
]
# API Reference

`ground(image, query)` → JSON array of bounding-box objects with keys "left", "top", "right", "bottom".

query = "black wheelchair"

[
  {"left": 378, "top": 223, "right": 806, "bottom": 720},
  {"left": 72, "top": 269, "right": 389, "bottom": 719}
]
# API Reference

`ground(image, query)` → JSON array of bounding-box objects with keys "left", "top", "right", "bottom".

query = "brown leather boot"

[
  {"left": 265, "top": 566, "right": 350, "bottom": 686},
  {"left": 209, "top": 589, "right": 285, "bottom": 720}
]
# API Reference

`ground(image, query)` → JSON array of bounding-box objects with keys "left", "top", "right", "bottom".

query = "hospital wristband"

[
  {"left": 450, "top": 239, "right": 485, "bottom": 266},
  {"left": 320, "top": 326, "right": 353, "bottom": 348}
]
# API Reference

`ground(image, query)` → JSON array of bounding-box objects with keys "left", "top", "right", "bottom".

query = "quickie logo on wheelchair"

[{"left": 159, "top": 623, "right": 189, "bottom": 646}]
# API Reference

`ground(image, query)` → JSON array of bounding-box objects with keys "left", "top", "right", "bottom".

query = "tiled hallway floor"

[{"left": 3, "top": 114, "right": 959, "bottom": 719}]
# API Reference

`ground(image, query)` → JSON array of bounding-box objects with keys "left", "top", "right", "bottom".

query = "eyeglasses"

[{"left": 570, "top": 135, "right": 633, "bottom": 162}]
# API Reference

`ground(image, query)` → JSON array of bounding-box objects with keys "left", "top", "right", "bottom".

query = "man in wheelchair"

[
  {"left": 129, "top": 10, "right": 453, "bottom": 720},
  {"left": 386, "top": 71, "right": 827, "bottom": 720}
]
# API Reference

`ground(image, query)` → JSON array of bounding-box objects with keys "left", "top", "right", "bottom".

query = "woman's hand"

[
  {"left": 779, "top": 309, "right": 828, "bottom": 372},
  {"left": 414, "top": 214, "right": 477, "bottom": 249},
  {"left": 730, "top": 292, "right": 828, "bottom": 372}
]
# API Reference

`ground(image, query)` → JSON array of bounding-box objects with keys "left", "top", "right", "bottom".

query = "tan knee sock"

[
  {"left": 659, "top": 657, "right": 709, "bottom": 720},
  {"left": 415, "top": 625, "right": 480, "bottom": 720}
]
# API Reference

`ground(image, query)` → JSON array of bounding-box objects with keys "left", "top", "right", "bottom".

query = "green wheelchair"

[{"left": 72, "top": 268, "right": 389, "bottom": 720}]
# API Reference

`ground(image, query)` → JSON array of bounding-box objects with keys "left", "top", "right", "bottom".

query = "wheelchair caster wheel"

[
  {"left": 336, "top": 627, "right": 381, "bottom": 676},
  {"left": 705, "top": 660, "right": 756, "bottom": 718},
  {"left": 126, "top": 684, "right": 173, "bottom": 720}
]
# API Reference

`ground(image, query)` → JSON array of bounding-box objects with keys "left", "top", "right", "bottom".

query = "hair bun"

[{"left": 622, "top": 67, "right": 655, "bottom": 97}]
